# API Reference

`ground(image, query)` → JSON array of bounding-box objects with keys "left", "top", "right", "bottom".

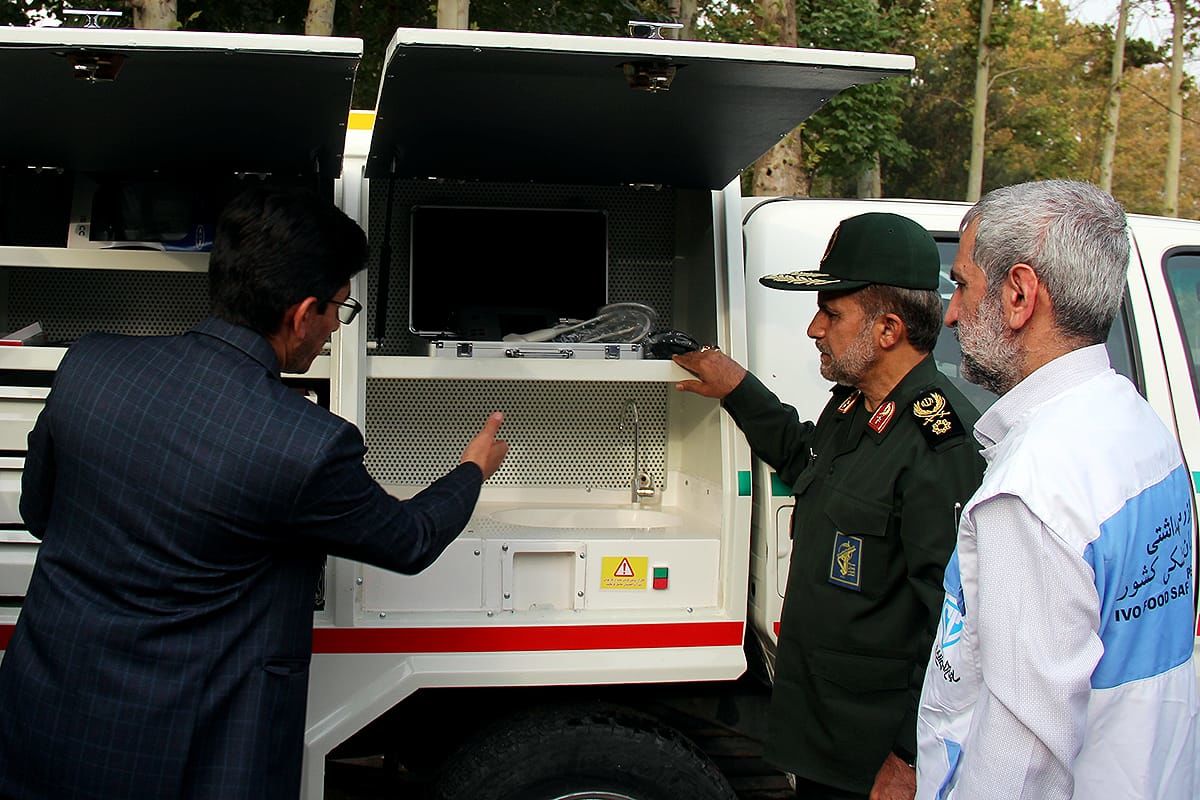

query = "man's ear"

[
  {"left": 281, "top": 297, "right": 321, "bottom": 341},
  {"left": 1004, "top": 264, "right": 1040, "bottom": 331},
  {"left": 876, "top": 312, "right": 905, "bottom": 350}
]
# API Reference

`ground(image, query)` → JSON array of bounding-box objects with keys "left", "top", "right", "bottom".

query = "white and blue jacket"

[{"left": 916, "top": 346, "right": 1198, "bottom": 800}]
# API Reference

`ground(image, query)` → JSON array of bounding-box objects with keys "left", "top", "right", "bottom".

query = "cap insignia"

[
  {"left": 820, "top": 224, "right": 841, "bottom": 267},
  {"left": 761, "top": 271, "right": 840, "bottom": 287}
]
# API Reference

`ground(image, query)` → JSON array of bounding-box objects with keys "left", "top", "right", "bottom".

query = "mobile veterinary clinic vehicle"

[{"left": 0, "top": 25, "right": 1195, "bottom": 800}]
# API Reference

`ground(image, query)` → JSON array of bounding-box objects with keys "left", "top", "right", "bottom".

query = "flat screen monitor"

[{"left": 409, "top": 206, "right": 608, "bottom": 339}]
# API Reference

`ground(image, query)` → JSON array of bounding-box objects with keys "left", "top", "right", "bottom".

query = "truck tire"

[{"left": 430, "top": 703, "right": 738, "bottom": 800}]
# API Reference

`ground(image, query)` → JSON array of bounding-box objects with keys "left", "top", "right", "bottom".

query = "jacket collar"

[
  {"left": 974, "top": 344, "right": 1110, "bottom": 454},
  {"left": 191, "top": 316, "right": 281, "bottom": 379},
  {"left": 863, "top": 354, "right": 942, "bottom": 443}
]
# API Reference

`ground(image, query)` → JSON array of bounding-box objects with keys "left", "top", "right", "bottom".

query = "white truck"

[{"left": 0, "top": 25, "right": 1195, "bottom": 800}]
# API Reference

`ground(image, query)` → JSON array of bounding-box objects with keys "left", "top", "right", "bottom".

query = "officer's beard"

[
  {"left": 956, "top": 288, "right": 1023, "bottom": 395},
  {"left": 818, "top": 321, "right": 878, "bottom": 387}
]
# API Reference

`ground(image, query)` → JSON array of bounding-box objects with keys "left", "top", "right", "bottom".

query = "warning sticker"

[{"left": 600, "top": 556, "right": 649, "bottom": 590}]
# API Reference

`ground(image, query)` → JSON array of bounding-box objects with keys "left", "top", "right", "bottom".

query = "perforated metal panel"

[
  {"left": 366, "top": 179, "right": 676, "bottom": 355},
  {"left": 5, "top": 267, "right": 209, "bottom": 343},
  {"left": 365, "top": 379, "right": 668, "bottom": 489}
]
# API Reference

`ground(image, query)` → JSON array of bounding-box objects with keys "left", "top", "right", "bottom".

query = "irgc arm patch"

[{"left": 911, "top": 390, "right": 965, "bottom": 448}]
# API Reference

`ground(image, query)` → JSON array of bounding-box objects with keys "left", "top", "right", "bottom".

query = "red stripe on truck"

[
  {"left": 0, "top": 621, "right": 744, "bottom": 655},
  {"left": 311, "top": 621, "right": 745, "bottom": 653}
]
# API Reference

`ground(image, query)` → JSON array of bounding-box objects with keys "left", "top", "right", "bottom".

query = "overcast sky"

[{"left": 1068, "top": 0, "right": 1193, "bottom": 63}]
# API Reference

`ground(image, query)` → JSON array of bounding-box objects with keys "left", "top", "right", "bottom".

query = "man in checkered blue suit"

[{"left": 0, "top": 187, "right": 508, "bottom": 799}]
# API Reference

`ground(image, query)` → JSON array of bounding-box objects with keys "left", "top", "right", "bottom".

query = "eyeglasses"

[{"left": 328, "top": 296, "right": 362, "bottom": 325}]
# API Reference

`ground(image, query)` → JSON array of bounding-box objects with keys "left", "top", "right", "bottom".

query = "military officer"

[{"left": 674, "top": 212, "right": 985, "bottom": 800}]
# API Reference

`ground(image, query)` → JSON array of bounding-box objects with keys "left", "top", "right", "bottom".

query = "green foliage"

[
  {"left": 1, "top": 0, "right": 127, "bottom": 27},
  {"left": 177, "top": 1, "right": 308, "bottom": 34},
  {"left": 1, "top": 1, "right": 46, "bottom": 26},
  {"left": 4, "top": 0, "right": 1196, "bottom": 213},
  {"left": 1125, "top": 35, "right": 1167, "bottom": 69},
  {"left": 698, "top": 0, "right": 914, "bottom": 193},
  {"left": 471, "top": 1, "right": 668, "bottom": 35},
  {"left": 887, "top": 0, "right": 1109, "bottom": 198},
  {"left": 173, "top": 1, "right": 431, "bottom": 107},
  {"left": 796, "top": 0, "right": 914, "bottom": 184}
]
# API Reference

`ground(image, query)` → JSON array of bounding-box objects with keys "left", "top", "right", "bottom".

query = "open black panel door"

[
  {"left": 0, "top": 28, "right": 361, "bottom": 177},
  {"left": 367, "top": 28, "right": 912, "bottom": 189}
]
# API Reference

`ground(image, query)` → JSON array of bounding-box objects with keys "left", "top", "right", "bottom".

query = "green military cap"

[{"left": 760, "top": 212, "right": 940, "bottom": 292}]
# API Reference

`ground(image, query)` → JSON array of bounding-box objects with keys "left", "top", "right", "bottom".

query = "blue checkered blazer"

[{"left": 0, "top": 317, "right": 483, "bottom": 800}]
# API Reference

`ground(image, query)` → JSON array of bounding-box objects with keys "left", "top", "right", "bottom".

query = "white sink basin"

[{"left": 489, "top": 507, "right": 682, "bottom": 529}]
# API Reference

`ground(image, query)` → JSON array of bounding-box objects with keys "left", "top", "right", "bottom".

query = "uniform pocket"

[
  {"left": 823, "top": 486, "right": 892, "bottom": 537},
  {"left": 791, "top": 461, "right": 819, "bottom": 497},
  {"left": 809, "top": 647, "right": 910, "bottom": 692},
  {"left": 263, "top": 657, "right": 309, "bottom": 677},
  {"left": 819, "top": 487, "right": 894, "bottom": 596},
  {"left": 807, "top": 648, "right": 911, "bottom": 771}
]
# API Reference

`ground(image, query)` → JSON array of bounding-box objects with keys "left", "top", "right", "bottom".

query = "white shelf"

[
  {"left": 365, "top": 355, "right": 689, "bottom": 382},
  {"left": 0, "top": 246, "right": 208, "bottom": 273},
  {"left": 0, "top": 346, "right": 329, "bottom": 380},
  {"left": 0, "top": 347, "right": 64, "bottom": 371}
]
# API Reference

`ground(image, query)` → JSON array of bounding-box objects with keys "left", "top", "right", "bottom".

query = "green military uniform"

[
  {"left": 722, "top": 212, "right": 987, "bottom": 796},
  {"left": 726, "top": 357, "right": 983, "bottom": 794}
]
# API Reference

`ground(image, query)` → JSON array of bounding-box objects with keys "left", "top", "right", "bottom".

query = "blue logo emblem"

[
  {"left": 828, "top": 532, "right": 864, "bottom": 590},
  {"left": 941, "top": 596, "right": 963, "bottom": 648}
]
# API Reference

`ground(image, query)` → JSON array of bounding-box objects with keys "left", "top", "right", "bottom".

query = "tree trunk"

[
  {"left": 857, "top": 153, "right": 882, "bottom": 198},
  {"left": 665, "top": 0, "right": 698, "bottom": 39},
  {"left": 305, "top": 0, "right": 336, "bottom": 36},
  {"left": 752, "top": 129, "right": 810, "bottom": 196},
  {"left": 437, "top": 0, "right": 469, "bottom": 30},
  {"left": 679, "top": 0, "right": 698, "bottom": 39},
  {"left": 1098, "top": 0, "right": 1129, "bottom": 193},
  {"left": 750, "top": 0, "right": 806, "bottom": 197},
  {"left": 1164, "top": 0, "right": 1185, "bottom": 217},
  {"left": 130, "top": 0, "right": 176, "bottom": 30},
  {"left": 966, "top": 0, "right": 993, "bottom": 202}
]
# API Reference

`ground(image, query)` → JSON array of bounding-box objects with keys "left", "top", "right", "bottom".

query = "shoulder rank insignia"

[
  {"left": 912, "top": 390, "right": 965, "bottom": 446},
  {"left": 837, "top": 390, "right": 861, "bottom": 414},
  {"left": 867, "top": 401, "right": 896, "bottom": 433}
]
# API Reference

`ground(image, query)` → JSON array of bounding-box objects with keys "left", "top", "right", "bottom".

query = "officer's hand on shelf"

[
  {"left": 672, "top": 348, "right": 747, "bottom": 399},
  {"left": 461, "top": 412, "right": 509, "bottom": 480}
]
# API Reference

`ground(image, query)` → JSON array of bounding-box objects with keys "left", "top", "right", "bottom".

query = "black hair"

[
  {"left": 855, "top": 284, "right": 944, "bottom": 353},
  {"left": 208, "top": 185, "right": 367, "bottom": 336}
]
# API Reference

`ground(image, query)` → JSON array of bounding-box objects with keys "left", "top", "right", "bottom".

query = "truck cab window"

[
  {"left": 931, "top": 238, "right": 1141, "bottom": 414},
  {"left": 1164, "top": 252, "right": 1200, "bottom": 414}
]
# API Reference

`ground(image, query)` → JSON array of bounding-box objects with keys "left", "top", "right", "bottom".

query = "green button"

[{"left": 653, "top": 566, "right": 668, "bottom": 579}]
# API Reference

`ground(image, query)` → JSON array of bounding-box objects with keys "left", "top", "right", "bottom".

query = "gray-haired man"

[{"left": 916, "top": 180, "right": 1198, "bottom": 800}]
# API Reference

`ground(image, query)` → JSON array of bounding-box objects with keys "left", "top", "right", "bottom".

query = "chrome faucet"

[{"left": 623, "top": 400, "right": 656, "bottom": 504}]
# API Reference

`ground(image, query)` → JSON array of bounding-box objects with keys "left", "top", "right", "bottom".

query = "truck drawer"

[
  {"left": 0, "top": 456, "right": 22, "bottom": 525},
  {"left": 0, "top": 387, "right": 48, "bottom": 452},
  {"left": 0, "top": 529, "right": 38, "bottom": 599}
]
